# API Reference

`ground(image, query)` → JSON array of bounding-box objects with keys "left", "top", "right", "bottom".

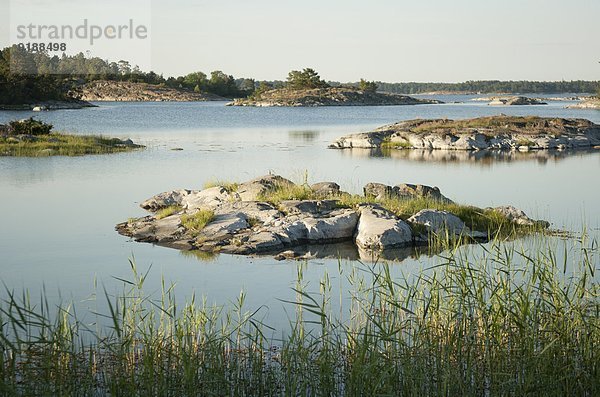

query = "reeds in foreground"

[{"left": 0, "top": 236, "right": 598, "bottom": 396}]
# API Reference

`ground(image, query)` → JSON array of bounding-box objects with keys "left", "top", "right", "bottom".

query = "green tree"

[
  {"left": 183, "top": 71, "right": 207, "bottom": 91},
  {"left": 207, "top": 70, "right": 239, "bottom": 97},
  {"left": 358, "top": 78, "right": 378, "bottom": 92},
  {"left": 286, "top": 68, "right": 329, "bottom": 89}
]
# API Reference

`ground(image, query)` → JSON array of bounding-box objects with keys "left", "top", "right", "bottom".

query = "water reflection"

[
  {"left": 337, "top": 147, "right": 600, "bottom": 165},
  {"left": 288, "top": 130, "right": 320, "bottom": 142},
  {"left": 177, "top": 240, "right": 442, "bottom": 264}
]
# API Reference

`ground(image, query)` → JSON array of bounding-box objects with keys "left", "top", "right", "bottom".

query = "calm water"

[{"left": 1, "top": 97, "right": 599, "bottom": 329}]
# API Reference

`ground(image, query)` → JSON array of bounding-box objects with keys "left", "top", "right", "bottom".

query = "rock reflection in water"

[
  {"left": 178, "top": 241, "right": 443, "bottom": 264},
  {"left": 288, "top": 130, "right": 320, "bottom": 142},
  {"left": 337, "top": 147, "right": 599, "bottom": 165}
]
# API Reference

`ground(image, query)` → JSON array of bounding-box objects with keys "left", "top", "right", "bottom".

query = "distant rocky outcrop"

[
  {"left": 487, "top": 96, "right": 547, "bottom": 106},
  {"left": 567, "top": 98, "right": 600, "bottom": 109},
  {"left": 0, "top": 99, "right": 96, "bottom": 111},
  {"left": 329, "top": 116, "right": 600, "bottom": 152},
  {"left": 229, "top": 87, "right": 442, "bottom": 107},
  {"left": 116, "top": 174, "right": 547, "bottom": 261},
  {"left": 69, "top": 80, "right": 229, "bottom": 102}
]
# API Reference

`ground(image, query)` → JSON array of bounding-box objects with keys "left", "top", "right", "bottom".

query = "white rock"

[
  {"left": 141, "top": 189, "right": 193, "bottom": 211},
  {"left": 181, "top": 186, "right": 231, "bottom": 210},
  {"left": 355, "top": 206, "right": 412, "bottom": 249},
  {"left": 407, "top": 209, "right": 468, "bottom": 235}
]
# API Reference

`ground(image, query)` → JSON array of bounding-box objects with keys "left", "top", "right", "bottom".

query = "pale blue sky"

[{"left": 2, "top": 0, "right": 599, "bottom": 82}]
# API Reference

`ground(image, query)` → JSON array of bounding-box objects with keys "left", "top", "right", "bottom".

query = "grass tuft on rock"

[
  {"left": 155, "top": 205, "right": 183, "bottom": 219},
  {"left": 181, "top": 209, "right": 215, "bottom": 232},
  {"left": 202, "top": 180, "right": 239, "bottom": 193}
]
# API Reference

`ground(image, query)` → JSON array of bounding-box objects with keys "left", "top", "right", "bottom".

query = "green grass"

[
  {"left": 0, "top": 133, "right": 143, "bottom": 157},
  {"left": 381, "top": 137, "right": 412, "bottom": 149},
  {"left": 516, "top": 138, "right": 536, "bottom": 147},
  {"left": 256, "top": 183, "right": 540, "bottom": 239},
  {"left": 410, "top": 115, "right": 547, "bottom": 135},
  {"left": 181, "top": 209, "right": 215, "bottom": 233},
  {"left": 257, "top": 183, "right": 316, "bottom": 203},
  {"left": 0, "top": 237, "right": 597, "bottom": 395},
  {"left": 202, "top": 180, "right": 239, "bottom": 193},
  {"left": 155, "top": 205, "right": 183, "bottom": 219}
]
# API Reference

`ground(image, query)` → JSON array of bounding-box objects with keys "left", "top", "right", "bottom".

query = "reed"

[{"left": 0, "top": 236, "right": 597, "bottom": 396}]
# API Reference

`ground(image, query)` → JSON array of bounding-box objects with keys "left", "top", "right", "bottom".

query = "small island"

[
  {"left": 69, "top": 80, "right": 229, "bottom": 102},
  {"left": 329, "top": 116, "right": 600, "bottom": 151},
  {"left": 116, "top": 174, "right": 548, "bottom": 261},
  {"left": 0, "top": 118, "right": 143, "bottom": 157},
  {"left": 230, "top": 68, "right": 441, "bottom": 107}
]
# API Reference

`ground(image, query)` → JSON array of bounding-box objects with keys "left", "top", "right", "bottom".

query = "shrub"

[{"left": 7, "top": 117, "right": 53, "bottom": 135}]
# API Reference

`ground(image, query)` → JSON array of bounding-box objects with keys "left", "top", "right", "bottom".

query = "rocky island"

[
  {"left": 116, "top": 174, "right": 548, "bottom": 261},
  {"left": 329, "top": 116, "right": 600, "bottom": 151},
  {"left": 0, "top": 118, "right": 143, "bottom": 156},
  {"left": 69, "top": 80, "right": 229, "bottom": 102},
  {"left": 0, "top": 99, "right": 96, "bottom": 111},
  {"left": 568, "top": 97, "right": 600, "bottom": 109},
  {"left": 488, "top": 96, "right": 547, "bottom": 106},
  {"left": 229, "top": 87, "right": 441, "bottom": 107}
]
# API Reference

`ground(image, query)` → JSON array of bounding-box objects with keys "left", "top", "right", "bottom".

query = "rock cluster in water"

[
  {"left": 116, "top": 175, "right": 548, "bottom": 260},
  {"left": 329, "top": 116, "right": 600, "bottom": 152},
  {"left": 229, "top": 87, "right": 442, "bottom": 107}
]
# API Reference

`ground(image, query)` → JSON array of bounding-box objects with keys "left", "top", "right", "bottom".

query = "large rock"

[
  {"left": 491, "top": 205, "right": 549, "bottom": 228},
  {"left": 393, "top": 183, "right": 452, "bottom": 203},
  {"left": 216, "top": 201, "right": 282, "bottom": 224},
  {"left": 364, "top": 182, "right": 452, "bottom": 203},
  {"left": 302, "top": 209, "right": 359, "bottom": 241},
  {"left": 364, "top": 183, "right": 393, "bottom": 199},
  {"left": 355, "top": 206, "right": 412, "bottom": 250},
  {"left": 141, "top": 189, "right": 193, "bottom": 211},
  {"left": 279, "top": 200, "right": 338, "bottom": 215},
  {"left": 236, "top": 174, "right": 295, "bottom": 201},
  {"left": 407, "top": 209, "right": 468, "bottom": 235},
  {"left": 181, "top": 186, "right": 232, "bottom": 210},
  {"left": 311, "top": 182, "right": 341, "bottom": 197},
  {"left": 200, "top": 212, "right": 249, "bottom": 237}
]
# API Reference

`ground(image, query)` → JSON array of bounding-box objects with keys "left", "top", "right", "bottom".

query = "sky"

[{"left": 1, "top": 0, "right": 599, "bottom": 82}]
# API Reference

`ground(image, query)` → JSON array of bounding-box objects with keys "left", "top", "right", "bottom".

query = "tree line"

[
  {"left": 0, "top": 45, "right": 598, "bottom": 105},
  {"left": 373, "top": 80, "right": 600, "bottom": 95}
]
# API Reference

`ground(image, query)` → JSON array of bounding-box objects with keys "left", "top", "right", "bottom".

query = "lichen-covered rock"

[{"left": 355, "top": 206, "right": 412, "bottom": 249}]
